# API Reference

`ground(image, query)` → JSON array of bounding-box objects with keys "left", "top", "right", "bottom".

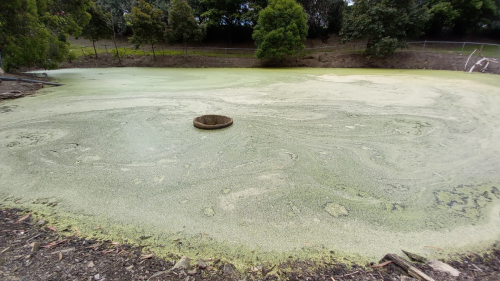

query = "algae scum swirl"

[{"left": 1, "top": 68, "right": 500, "bottom": 262}]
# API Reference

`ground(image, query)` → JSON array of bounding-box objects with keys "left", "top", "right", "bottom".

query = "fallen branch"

[
  {"left": 469, "top": 57, "right": 498, "bottom": 73},
  {"left": 382, "top": 254, "right": 435, "bottom": 281},
  {"left": 464, "top": 49, "right": 477, "bottom": 71},
  {"left": 15, "top": 214, "right": 31, "bottom": 223},
  {"left": 371, "top": 260, "right": 393, "bottom": 268}
]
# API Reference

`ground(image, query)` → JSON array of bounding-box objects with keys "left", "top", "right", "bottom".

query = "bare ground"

[
  {"left": 2, "top": 207, "right": 500, "bottom": 281},
  {"left": 57, "top": 51, "right": 500, "bottom": 75}
]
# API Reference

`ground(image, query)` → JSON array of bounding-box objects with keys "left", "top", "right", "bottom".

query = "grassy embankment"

[{"left": 69, "top": 44, "right": 255, "bottom": 59}]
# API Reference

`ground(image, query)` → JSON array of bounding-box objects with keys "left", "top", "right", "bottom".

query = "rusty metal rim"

[{"left": 193, "top": 115, "right": 233, "bottom": 130}]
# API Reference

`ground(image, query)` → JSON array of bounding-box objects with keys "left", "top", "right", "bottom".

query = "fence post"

[
  {"left": 423, "top": 40, "right": 427, "bottom": 51},
  {"left": 0, "top": 51, "right": 3, "bottom": 72},
  {"left": 461, "top": 43, "right": 465, "bottom": 55},
  {"left": 104, "top": 45, "right": 108, "bottom": 53}
]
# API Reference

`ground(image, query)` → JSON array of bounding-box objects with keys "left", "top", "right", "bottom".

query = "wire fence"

[
  {"left": 406, "top": 41, "right": 500, "bottom": 58},
  {"left": 72, "top": 40, "right": 500, "bottom": 59}
]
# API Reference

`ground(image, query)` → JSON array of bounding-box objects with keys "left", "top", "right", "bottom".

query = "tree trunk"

[
  {"left": 92, "top": 41, "right": 98, "bottom": 59},
  {"left": 113, "top": 39, "right": 122, "bottom": 66},
  {"left": 109, "top": 10, "right": 122, "bottom": 66},
  {"left": 152, "top": 44, "right": 156, "bottom": 60}
]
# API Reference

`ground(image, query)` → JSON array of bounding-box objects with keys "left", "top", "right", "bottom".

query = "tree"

[
  {"left": 41, "top": 0, "right": 93, "bottom": 38},
  {"left": 340, "top": 0, "right": 429, "bottom": 58},
  {"left": 166, "top": 0, "right": 206, "bottom": 55},
  {"left": 200, "top": 0, "right": 260, "bottom": 45},
  {"left": 0, "top": 0, "right": 91, "bottom": 71},
  {"left": 298, "top": 0, "right": 345, "bottom": 40},
  {"left": 252, "top": 0, "right": 308, "bottom": 61},
  {"left": 126, "top": 0, "right": 167, "bottom": 60},
  {"left": 81, "top": 4, "right": 112, "bottom": 58},
  {"left": 425, "top": 2, "right": 459, "bottom": 36},
  {"left": 95, "top": 0, "right": 132, "bottom": 36},
  {"left": 425, "top": 0, "right": 497, "bottom": 35}
]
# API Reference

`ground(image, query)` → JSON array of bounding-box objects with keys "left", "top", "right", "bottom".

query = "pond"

[{"left": 1, "top": 68, "right": 500, "bottom": 263}]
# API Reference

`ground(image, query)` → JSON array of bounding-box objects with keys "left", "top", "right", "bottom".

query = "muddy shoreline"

[
  {"left": 2, "top": 54, "right": 500, "bottom": 280},
  {"left": 1, "top": 207, "right": 500, "bottom": 280},
  {"left": 53, "top": 51, "right": 500, "bottom": 76}
]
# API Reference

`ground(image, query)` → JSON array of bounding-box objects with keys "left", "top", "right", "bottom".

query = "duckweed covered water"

[{"left": 1, "top": 68, "right": 500, "bottom": 262}]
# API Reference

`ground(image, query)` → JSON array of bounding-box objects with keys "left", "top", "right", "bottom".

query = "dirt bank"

[
  {"left": 0, "top": 73, "right": 53, "bottom": 108},
  {"left": 1, "top": 207, "right": 500, "bottom": 281},
  {"left": 58, "top": 51, "right": 500, "bottom": 75}
]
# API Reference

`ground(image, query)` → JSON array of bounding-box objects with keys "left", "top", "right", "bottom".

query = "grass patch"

[
  {"left": 70, "top": 44, "right": 108, "bottom": 57},
  {"left": 70, "top": 44, "right": 255, "bottom": 59},
  {"left": 453, "top": 44, "right": 500, "bottom": 58},
  {"left": 407, "top": 43, "right": 500, "bottom": 58}
]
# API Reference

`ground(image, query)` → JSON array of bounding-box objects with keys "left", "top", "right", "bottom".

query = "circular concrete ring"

[{"left": 193, "top": 115, "right": 233, "bottom": 130}]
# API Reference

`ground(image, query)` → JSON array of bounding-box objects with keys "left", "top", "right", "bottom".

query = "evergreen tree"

[
  {"left": 200, "top": 0, "right": 263, "bottom": 45},
  {"left": 166, "top": 0, "right": 206, "bottom": 55},
  {"left": 0, "top": 0, "right": 91, "bottom": 71},
  {"left": 81, "top": 4, "right": 112, "bottom": 58},
  {"left": 341, "top": 0, "right": 429, "bottom": 58},
  {"left": 127, "top": 0, "right": 167, "bottom": 60},
  {"left": 425, "top": 0, "right": 497, "bottom": 35},
  {"left": 252, "top": 0, "right": 308, "bottom": 61}
]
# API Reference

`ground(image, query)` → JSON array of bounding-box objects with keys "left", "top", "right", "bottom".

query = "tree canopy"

[
  {"left": 298, "top": 0, "right": 345, "bottom": 39},
  {"left": 425, "top": 0, "right": 497, "bottom": 35},
  {"left": 0, "top": 0, "right": 91, "bottom": 70},
  {"left": 166, "top": 0, "right": 206, "bottom": 54},
  {"left": 81, "top": 3, "right": 112, "bottom": 58},
  {"left": 126, "top": 0, "right": 167, "bottom": 60},
  {"left": 1, "top": 0, "right": 500, "bottom": 71},
  {"left": 341, "top": 0, "right": 429, "bottom": 58},
  {"left": 253, "top": 0, "right": 308, "bottom": 61}
]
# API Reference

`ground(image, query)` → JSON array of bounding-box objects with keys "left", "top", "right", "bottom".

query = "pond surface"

[{"left": 1, "top": 68, "right": 500, "bottom": 262}]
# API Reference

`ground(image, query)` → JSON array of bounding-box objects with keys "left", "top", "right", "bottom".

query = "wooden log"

[
  {"left": 0, "top": 77, "right": 64, "bottom": 86},
  {"left": 402, "top": 250, "right": 428, "bottom": 263},
  {"left": 383, "top": 254, "right": 435, "bottom": 281}
]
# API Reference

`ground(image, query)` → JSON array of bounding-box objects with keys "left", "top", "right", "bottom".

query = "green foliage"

[
  {"left": 126, "top": 0, "right": 167, "bottom": 57},
  {"left": 252, "top": 0, "right": 308, "bottom": 61},
  {"left": 95, "top": 0, "right": 131, "bottom": 35},
  {"left": 81, "top": 4, "right": 112, "bottom": 57},
  {"left": 341, "top": 0, "right": 429, "bottom": 58},
  {"left": 426, "top": 0, "right": 497, "bottom": 35},
  {"left": 40, "top": 0, "right": 93, "bottom": 38},
  {"left": 199, "top": 0, "right": 265, "bottom": 43},
  {"left": 67, "top": 50, "right": 78, "bottom": 62},
  {"left": 167, "top": 0, "right": 206, "bottom": 47},
  {"left": 82, "top": 4, "right": 112, "bottom": 43},
  {"left": 0, "top": 0, "right": 91, "bottom": 71},
  {"left": 426, "top": 2, "right": 459, "bottom": 36},
  {"left": 200, "top": 0, "right": 248, "bottom": 27},
  {"left": 298, "top": 0, "right": 345, "bottom": 37}
]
